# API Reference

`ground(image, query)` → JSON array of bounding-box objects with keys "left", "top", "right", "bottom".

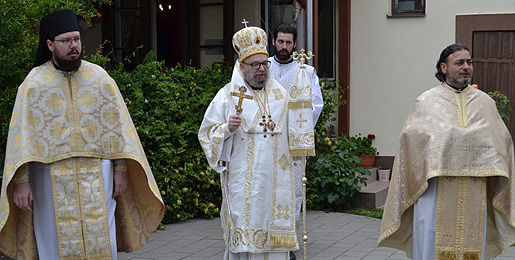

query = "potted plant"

[
  {"left": 350, "top": 133, "right": 378, "bottom": 168},
  {"left": 378, "top": 162, "right": 391, "bottom": 181}
]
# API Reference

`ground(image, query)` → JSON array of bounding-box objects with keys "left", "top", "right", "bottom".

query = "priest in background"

[
  {"left": 378, "top": 43, "right": 515, "bottom": 260},
  {"left": 0, "top": 9, "right": 164, "bottom": 260},
  {"left": 268, "top": 24, "right": 323, "bottom": 260},
  {"left": 199, "top": 23, "right": 298, "bottom": 260},
  {"left": 269, "top": 24, "right": 323, "bottom": 128}
]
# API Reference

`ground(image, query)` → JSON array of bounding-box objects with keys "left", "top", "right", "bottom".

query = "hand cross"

[{"left": 231, "top": 86, "right": 253, "bottom": 115}]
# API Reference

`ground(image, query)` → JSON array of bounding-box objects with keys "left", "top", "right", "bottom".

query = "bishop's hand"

[{"left": 228, "top": 115, "right": 242, "bottom": 132}]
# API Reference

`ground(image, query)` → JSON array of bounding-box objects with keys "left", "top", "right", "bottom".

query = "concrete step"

[
  {"left": 359, "top": 180, "right": 390, "bottom": 209},
  {"left": 363, "top": 167, "right": 378, "bottom": 184}
]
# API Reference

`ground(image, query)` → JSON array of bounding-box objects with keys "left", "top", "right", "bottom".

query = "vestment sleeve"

[
  {"left": 198, "top": 88, "right": 235, "bottom": 173},
  {"left": 311, "top": 70, "right": 324, "bottom": 125},
  {"left": 113, "top": 159, "right": 128, "bottom": 173},
  {"left": 14, "top": 164, "right": 29, "bottom": 184}
]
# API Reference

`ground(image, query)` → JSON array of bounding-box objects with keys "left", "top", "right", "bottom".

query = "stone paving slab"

[
  {"left": 118, "top": 211, "right": 515, "bottom": 260},
  {"left": 1, "top": 211, "right": 513, "bottom": 259}
]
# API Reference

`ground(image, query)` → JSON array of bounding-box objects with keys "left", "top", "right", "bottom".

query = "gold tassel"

[
  {"left": 289, "top": 149, "right": 316, "bottom": 157},
  {"left": 269, "top": 233, "right": 296, "bottom": 248},
  {"left": 463, "top": 252, "right": 479, "bottom": 260},
  {"left": 438, "top": 251, "right": 457, "bottom": 260}
]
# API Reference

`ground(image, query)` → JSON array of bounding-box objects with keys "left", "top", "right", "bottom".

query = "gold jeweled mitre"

[{"left": 232, "top": 20, "right": 268, "bottom": 62}]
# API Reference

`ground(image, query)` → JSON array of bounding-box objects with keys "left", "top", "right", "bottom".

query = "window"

[
  {"left": 266, "top": 0, "right": 306, "bottom": 58},
  {"left": 389, "top": 0, "right": 425, "bottom": 18},
  {"left": 265, "top": 0, "right": 336, "bottom": 78},
  {"left": 110, "top": 0, "right": 152, "bottom": 68},
  {"left": 317, "top": 0, "right": 336, "bottom": 79}
]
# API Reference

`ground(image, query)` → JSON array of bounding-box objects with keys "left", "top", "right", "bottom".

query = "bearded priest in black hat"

[{"left": 0, "top": 9, "right": 164, "bottom": 260}]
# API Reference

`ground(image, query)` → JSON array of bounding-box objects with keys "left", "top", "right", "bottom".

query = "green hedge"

[
  {"left": 306, "top": 81, "right": 370, "bottom": 211},
  {"left": 107, "top": 60, "right": 231, "bottom": 223}
]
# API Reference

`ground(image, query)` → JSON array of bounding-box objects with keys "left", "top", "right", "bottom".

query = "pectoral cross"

[
  {"left": 292, "top": 48, "right": 314, "bottom": 67},
  {"left": 259, "top": 115, "right": 276, "bottom": 138},
  {"left": 231, "top": 86, "right": 253, "bottom": 115}
]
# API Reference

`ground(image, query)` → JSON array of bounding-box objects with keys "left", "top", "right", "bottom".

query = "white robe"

[
  {"left": 199, "top": 62, "right": 298, "bottom": 259},
  {"left": 268, "top": 56, "right": 323, "bottom": 124},
  {"left": 413, "top": 177, "right": 488, "bottom": 260},
  {"left": 269, "top": 56, "right": 324, "bottom": 219},
  {"left": 29, "top": 159, "right": 117, "bottom": 260}
]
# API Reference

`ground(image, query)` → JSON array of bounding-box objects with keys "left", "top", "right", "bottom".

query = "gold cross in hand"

[{"left": 231, "top": 85, "right": 253, "bottom": 115}]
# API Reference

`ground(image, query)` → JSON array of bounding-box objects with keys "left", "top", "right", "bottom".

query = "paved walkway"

[{"left": 119, "top": 211, "right": 515, "bottom": 260}]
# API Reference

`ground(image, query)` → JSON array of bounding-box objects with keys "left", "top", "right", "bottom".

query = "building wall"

[{"left": 350, "top": 0, "right": 515, "bottom": 156}]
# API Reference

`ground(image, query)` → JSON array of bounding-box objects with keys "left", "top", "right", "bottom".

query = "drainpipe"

[{"left": 306, "top": 0, "right": 313, "bottom": 66}]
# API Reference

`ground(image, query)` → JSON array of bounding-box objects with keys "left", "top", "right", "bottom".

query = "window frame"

[{"left": 388, "top": 0, "right": 426, "bottom": 18}]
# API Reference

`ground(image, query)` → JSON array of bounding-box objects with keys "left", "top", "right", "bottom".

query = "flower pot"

[
  {"left": 378, "top": 169, "right": 391, "bottom": 182},
  {"left": 359, "top": 155, "right": 375, "bottom": 168}
]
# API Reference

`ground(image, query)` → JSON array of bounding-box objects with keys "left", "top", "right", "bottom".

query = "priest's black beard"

[{"left": 54, "top": 55, "right": 82, "bottom": 72}]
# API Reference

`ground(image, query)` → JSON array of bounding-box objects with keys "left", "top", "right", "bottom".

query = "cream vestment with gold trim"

[
  {"left": 0, "top": 60, "right": 165, "bottom": 260},
  {"left": 198, "top": 62, "right": 298, "bottom": 257},
  {"left": 268, "top": 56, "right": 323, "bottom": 220},
  {"left": 378, "top": 84, "right": 515, "bottom": 260}
]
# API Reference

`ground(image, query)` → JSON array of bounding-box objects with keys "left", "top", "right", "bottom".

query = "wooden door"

[{"left": 472, "top": 31, "right": 515, "bottom": 136}]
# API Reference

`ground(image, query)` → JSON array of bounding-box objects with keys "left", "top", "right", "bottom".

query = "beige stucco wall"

[{"left": 350, "top": 0, "right": 515, "bottom": 156}]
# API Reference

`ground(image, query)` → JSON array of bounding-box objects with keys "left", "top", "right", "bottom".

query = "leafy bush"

[
  {"left": 306, "top": 80, "right": 370, "bottom": 211},
  {"left": 488, "top": 90, "right": 512, "bottom": 123},
  {"left": 349, "top": 133, "right": 378, "bottom": 156},
  {"left": 105, "top": 59, "right": 232, "bottom": 223}
]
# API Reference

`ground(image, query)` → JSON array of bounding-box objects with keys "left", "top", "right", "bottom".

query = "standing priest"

[
  {"left": 199, "top": 23, "right": 300, "bottom": 259},
  {"left": 378, "top": 43, "right": 515, "bottom": 260},
  {"left": 268, "top": 24, "right": 323, "bottom": 222},
  {"left": 0, "top": 9, "right": 164, "bottom": 260}
]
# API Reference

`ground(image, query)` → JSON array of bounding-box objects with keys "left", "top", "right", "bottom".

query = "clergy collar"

[
  {"left": 445, "top": 81, "right": 469, "bottom": 93},
  {"left": 273, "top": 55, "right": 294, "bottom": 65}
]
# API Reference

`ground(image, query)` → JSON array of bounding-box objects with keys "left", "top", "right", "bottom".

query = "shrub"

[
  {"left": 106, "top": 59, "right": 232, "bottom": 223},
  {"left": 349, "top": 133, "right": 378, "bottom": 156},
  {"left": 306, "top": 80, "right": 370, "bottom": 211},
  {"left": 488, "top": 90, "right": 512, "bottom": 123}
]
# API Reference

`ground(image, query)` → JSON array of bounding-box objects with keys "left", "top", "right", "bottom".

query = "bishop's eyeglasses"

[
  {"left": 242, "top": 60, "right": 271, "bottom": 70},
  {"left": 54, "top": 37, "right": 82, "bottom": 45}
]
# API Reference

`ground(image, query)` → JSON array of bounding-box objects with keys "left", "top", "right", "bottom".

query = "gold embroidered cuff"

[
  {"left": 114, "top": 159, "right": 128, "bottom": 173},
  {"left": 14, "top": 164, "right": 29, "bottom": 184}
]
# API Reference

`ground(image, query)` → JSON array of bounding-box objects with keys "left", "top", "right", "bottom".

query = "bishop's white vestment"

[
  {"left": 269, "top": 56, "right": 323, "bottom": 219},
  {"left": 198, "top": 62, "right": 298, "bottom": 259}
]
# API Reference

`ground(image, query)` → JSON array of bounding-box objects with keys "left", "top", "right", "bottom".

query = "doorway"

[{"left": 457, "top": 14, "right": 515, "bottom": 137}]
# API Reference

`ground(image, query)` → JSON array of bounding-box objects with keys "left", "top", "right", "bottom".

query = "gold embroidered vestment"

[
  {"left": 0, "top": 60, "right": 164, "bottom": 260},
  {"left": 378, "top": 84, "right": 515, "bottom": 260}
]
